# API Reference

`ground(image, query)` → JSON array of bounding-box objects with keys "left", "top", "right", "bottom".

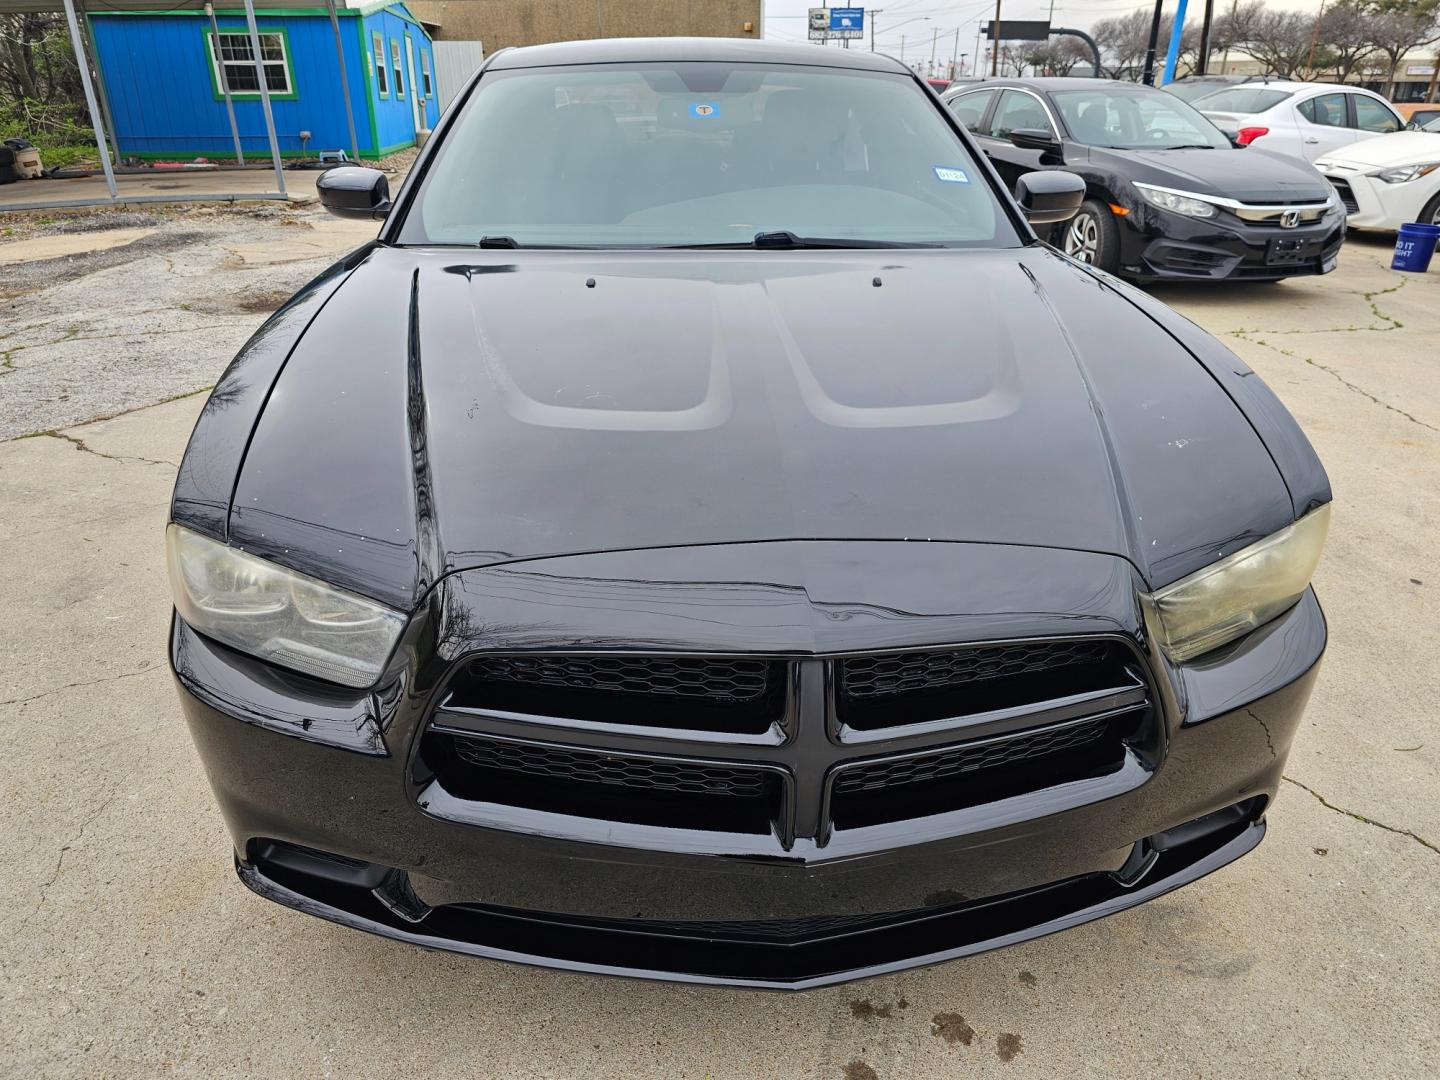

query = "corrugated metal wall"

[{"left": 433, "top": 40, "right": 485, "bottom": 112}]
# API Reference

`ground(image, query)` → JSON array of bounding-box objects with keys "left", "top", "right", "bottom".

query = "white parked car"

[
  {"left": 1194, "top": 82, "right": 1404, "bottom": 163},
  {"left": 1315, "top": 118, "right": 1440, "bottom": 229}
]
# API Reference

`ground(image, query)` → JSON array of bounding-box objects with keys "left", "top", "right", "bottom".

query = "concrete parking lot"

[{"left": 1, "top": 203, "right": 1436, "bottom": 1078}]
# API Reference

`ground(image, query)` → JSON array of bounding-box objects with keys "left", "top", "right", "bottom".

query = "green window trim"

[
  {"left": 391, "top": 37, "right": 405, "bottom": 99},
  {"left": 202, "top": 25, "right": 299, "bottom": 103},
  {"left": 371, "top": 30, "right": 389, "bottom": 98}
]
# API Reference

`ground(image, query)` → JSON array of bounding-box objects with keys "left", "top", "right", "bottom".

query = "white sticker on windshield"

[{"left": 933, "top": 166, "right": 970, "bottom": 184}]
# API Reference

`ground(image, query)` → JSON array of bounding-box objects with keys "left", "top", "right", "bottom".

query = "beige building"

[{"left": 408, "top": 0, "right": 762, "bottom": 50}]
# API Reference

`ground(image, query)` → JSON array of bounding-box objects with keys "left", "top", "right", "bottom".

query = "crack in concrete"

[
  {"left": 3, "top": 386, "right": 211, "bottom": 445},
  {"left": 1283, "top": 776, "right": 1439, "bottom": 857},
  {"left": 0, "top": 663, "right": 166, "bottom": 709},
  {"left": 43, "top": 431, "right": 177, "bottom": 469},
  {"left": 10, "top": 791, "right": 121, "bottom": 935},
  {"left": 1234, "top": 332, "right": 1439, "bottom": 433}
]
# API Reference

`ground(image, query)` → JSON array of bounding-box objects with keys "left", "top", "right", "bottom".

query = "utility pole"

[
  {"left": 901, "top": 34, "right": 906, "bottom": 63},
  {"left": 1198, "top": 0, "right": 1215, "bottom": 75},
  {"left": 1141, "top": 0, "right": 1164, "bottom": 84},
  {"left": 930, "top": 26, "right": 940, "bottom": 69},
  {"left": 1221, "top": 0, "right": 1238, "bottom": 72},
  {"left": 869, "top": 10, "right": 883, "bottom": 52},
  {"left": 992, "top": 0, "right": 1002, "bottom": 76},
  {"left": 952, "top": 26, "right": 961, "bottom": 77}
]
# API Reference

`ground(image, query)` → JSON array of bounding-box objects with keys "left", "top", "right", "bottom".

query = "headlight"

[
  {"left": 1133, "top": 182, "right": 1218, "bottom": 218},
  {"left": 1374, "top": 162, "right": 1440, "bottom": 184},
  {"left": 166, "top": 524, "right": 406, "bottom": 687},
  {"left": 1144, "top": 504, "right": 1330, "bottom": 663}
]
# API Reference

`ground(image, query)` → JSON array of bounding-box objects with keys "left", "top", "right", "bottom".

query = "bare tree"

[
  {"left": 1016, "top": 37, "right": 1094, "bottom": 77},
  {"left": 1314, "top": 0, "right": 1382, "bottom": 81},
  {"left": 1366, "top": 0, "right": 1440, "bottom": 97},
  {"left": 1242, "top": 10, "right": 1317, "bottom": 76}
]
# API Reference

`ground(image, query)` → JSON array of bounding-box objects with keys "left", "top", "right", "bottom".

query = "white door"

[
  {"left": 405, "top": 37, "right": 422, "bottom": 134},
  {"left": 1295, "top": 91, "right": 1360, "bottom": 162}
]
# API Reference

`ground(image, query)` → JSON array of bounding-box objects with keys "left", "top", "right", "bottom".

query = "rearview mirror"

[
  {"left": 1014, "top": 171, "right": 1085, "bottom": 226},
  {"left": 316, "top": 166, "right": 391, "bottom": 220},
  {"left": 1008, "top": 127, "right": 1062, "bottom": 154}
]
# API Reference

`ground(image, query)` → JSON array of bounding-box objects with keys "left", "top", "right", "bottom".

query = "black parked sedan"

[
  {"left": 168, "top": 38, "right": 1330, "bottom": 989},
  {"left": 944, "top": 77, "right": 1344, "bottom": 281}
]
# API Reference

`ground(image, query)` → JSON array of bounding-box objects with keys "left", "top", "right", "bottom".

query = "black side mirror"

[
  {"left": 1219, "top": 127, "right": 1244, "bottom": 148},
  {"left": 1008, "top": 127, "right": 1062, "bottom": 154},
  {"left": 1014, "top": 170, "right": 1085, "bottom": 226},
  {"left": 316, "top": 166, "right": 391, "bottom": 220}
]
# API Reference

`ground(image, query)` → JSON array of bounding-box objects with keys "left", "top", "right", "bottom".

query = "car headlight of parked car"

[
  {"left": 1374, "top": 162, "right": 1440, "bottom": 184},
  {"left": 1132, "top": 182, "right": 1218, "bottom": 218},
  {"left": 1144, "top": 504, "right": 1330, "bottom": 663},
  {"left": 166, "top": 524, "right": 407, "bottom": 687}
]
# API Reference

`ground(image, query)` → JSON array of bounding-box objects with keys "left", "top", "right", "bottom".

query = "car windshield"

[
  {"left": 1191, "top": 87, "right": 1294, "bottom": 114},
  {"left": 1422, "top": 116, "right": 1440, "bottom": 133},
  {"left": 398, "top": 62, "right": 1017, "bottom": 249},
  {"left": 1052, "top": 89, "right": 1229, "bottom": 150}
]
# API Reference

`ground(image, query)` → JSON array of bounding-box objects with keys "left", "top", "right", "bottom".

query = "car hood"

[
  {"left": 1084, "top": 145, "right": 1330, "bottom": 202},
  {"left": 1315, "top": 129, "right": 1440, "bottom": 169},
  {"left": 225, "top": 246, "right": 1296, "bottom": 610}
]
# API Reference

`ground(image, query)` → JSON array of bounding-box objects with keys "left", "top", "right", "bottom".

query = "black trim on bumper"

[{"left": 238, "top": 812, "right": 1264, "bottom": 990}]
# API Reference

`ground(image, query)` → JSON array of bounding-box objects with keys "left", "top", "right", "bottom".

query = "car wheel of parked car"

[
  {"left": 1422, "top": 190, "right": 1440, "bottom": 226},
  {"left": 1061, "top": 200, "right": 1119, "bottom": 272}
]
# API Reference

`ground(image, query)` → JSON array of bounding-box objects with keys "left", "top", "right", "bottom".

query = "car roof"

[
  {"left": 948, "top": 77, "right": 1168, "bottom": 94},
  {"left": 487, "top": 36, "right": 910, "bottom": 74}
]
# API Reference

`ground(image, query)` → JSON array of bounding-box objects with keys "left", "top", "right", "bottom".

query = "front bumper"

[
  {"left": 1117, "top": 204, "right": 1344, "bottom": 281},
  {"left": 1315, "top": 165, "right": 1435, "bottom": 232},
  {"left": 172, "top": 555, "right": 1326, "bottom": 988}
]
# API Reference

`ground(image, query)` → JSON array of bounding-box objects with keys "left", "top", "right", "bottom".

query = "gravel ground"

[{"left": 0, "top": 201, "right": 379, "bottom": 439}]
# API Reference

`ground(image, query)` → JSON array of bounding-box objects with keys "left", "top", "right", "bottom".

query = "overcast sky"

[{"left": 762, "top": 0, "right": 1326, "bottom": 71}]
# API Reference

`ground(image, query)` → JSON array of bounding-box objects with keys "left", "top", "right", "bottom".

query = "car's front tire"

[
  {"left": 1421, "top": 189, "right": 1440, "bottom": 227},
  {"left": 1059, "top": 199, "right": 1121, "bottom": 273}
]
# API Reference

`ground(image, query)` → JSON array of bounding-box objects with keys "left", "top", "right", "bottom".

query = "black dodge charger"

[
  {"left": 944, "top": 77, "right": 1345, "bottom": 281},
  {"left": 168, "top": 39, "right": 1331, "bottom": 988}
]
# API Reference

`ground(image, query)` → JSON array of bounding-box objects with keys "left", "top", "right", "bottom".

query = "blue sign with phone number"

[{"left": 830, "top": 7, "right": 864, "bottom": 32}]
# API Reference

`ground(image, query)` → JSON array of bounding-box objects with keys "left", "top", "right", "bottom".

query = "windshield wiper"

[
  {"left": 668, "top": 231, "right": 939, "bottom": 250},
  {"left": 1154, "top": 144, "right": 1218, "bottom": 150},
  {"left": 477, "top": 235, "right": 520, "bottom": 248}
]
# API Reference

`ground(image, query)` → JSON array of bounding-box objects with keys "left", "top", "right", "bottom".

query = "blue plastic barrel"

[{"left": 1392, "top": 221, "right": 1440, "bottom": 272}]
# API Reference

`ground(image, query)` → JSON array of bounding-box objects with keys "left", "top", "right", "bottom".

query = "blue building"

[{"left": 88, "top": 2, "right": 441, "bottom": 161}]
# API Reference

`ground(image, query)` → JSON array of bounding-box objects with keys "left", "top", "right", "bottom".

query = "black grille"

[
  {"left": 451, "top": 735, "right": 768, "bottom": 798},
  {"left": 425, "top": 731, "right": 783, "bottom": 835},
  {"left": 465, "top": 655, "right": 770, "bottom": 702},
  {"left": 1329, "top": 178, "right": 1359, "bottom": 214},
  {"left": 830, "top": 710, "right": 1140, "bottom": 828},
  {"left": 445, "top": 654, "right": 784, "bottom": 735},
  {"left": 420, "top": 639, "right": 1152, "bottom": 843},
  {"left": 838, "top": 640, "right": 1135, "bottom": 732},
  {"left": 843, "top": 641, "right": 1112, "bottom": 699},
  {"left": 834, "top": 716, "right": 1112, "bottom": 795}
]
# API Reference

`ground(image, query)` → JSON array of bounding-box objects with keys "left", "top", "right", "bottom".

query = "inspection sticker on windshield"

[
  {"left": 933, "top": 166, "right": 970, "bottom": 184},
  {"left": 690, "top": 102, "right": 720, "bottom": 119}
]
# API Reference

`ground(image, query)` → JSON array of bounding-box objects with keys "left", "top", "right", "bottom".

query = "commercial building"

[{"left": 407, "top": 0, "right": 760, "bottom": 48}]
